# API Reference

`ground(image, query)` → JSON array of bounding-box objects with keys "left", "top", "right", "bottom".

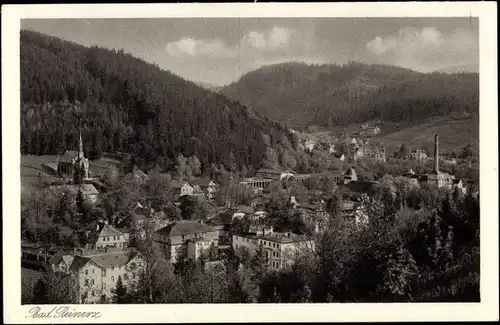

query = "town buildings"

[{"left": 232, "top": 227, "right": 315, "bottom": 270}]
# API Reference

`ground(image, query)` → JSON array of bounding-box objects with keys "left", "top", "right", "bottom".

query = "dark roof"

[
  {"left": 344, "top": 181, "right": 379, "bottom": 193},
  {"left": 68, "top": 255, "right": 91, "bottom": 272},
  {"left": 59, "top": 150, "right": 80, "bottom": 163},
  {"left": 155, "top": 220, "right": 214, "bottom": 236},
  {"left": 191, "top": 178, "right": 217, "bottom": 187},
  {"left": 257, "top": 168, "right": 285, "bottom": 174},
  {"left": 214, "top": 212, "right": 233, "bottom": 225},
  {"left": 89, "top": 250, "right": 140, "bottom": 269},
  {"left": 170, "top": 180, "right": 191, "bottom": 189}
]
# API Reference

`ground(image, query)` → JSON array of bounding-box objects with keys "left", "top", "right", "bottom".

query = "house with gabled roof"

[
  {"left": 170, "top": 180, "right": 194, "bottom": 198},
  {"left": 191, "top": 178, "right": 218, "bottom": 199},
  {"left": 153, "top": 220, "right": 219, "bottom": 262},
  {"left": 49, "top": 247, "right": 146, "bottom": 303},
  {"left": 78, "top": 221, "right": 129, "bottom": 250}
]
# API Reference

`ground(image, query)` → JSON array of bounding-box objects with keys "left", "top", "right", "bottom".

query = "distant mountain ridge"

[
  {"left": 434, "top": 63, "right": 479, "bottom": 74},
  {"left": 221, "top": 61, "right": 479, "bottom": 129},
  {"left": 194, "top": 81, "right": 223, "bottom": 92}
]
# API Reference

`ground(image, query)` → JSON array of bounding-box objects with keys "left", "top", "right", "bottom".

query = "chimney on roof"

[{"left": 433, "top": 133, "right": 439, "bottom": 173}]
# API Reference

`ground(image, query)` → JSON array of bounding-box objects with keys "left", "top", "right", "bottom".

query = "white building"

[{"left": 232, "top": 228, "right": 314, "bottom": 270}]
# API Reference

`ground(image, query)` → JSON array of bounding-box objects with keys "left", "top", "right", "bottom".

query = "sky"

[{"left": 21, "top": 18, "right": 479, "bottom": 86}]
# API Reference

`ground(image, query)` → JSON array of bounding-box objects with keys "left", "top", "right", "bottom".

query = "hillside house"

[
  {"left": 48, "top": 247, "right": 146, "bottom": 303},
  {"left": 191, "top": 178, "right": 218, "bottom": 200},
  {"left": 153, "top": 220, "right": 219, "bottom": 263},
  {"left": 170, "top": 180, "right": 194, "bottom": 198}
]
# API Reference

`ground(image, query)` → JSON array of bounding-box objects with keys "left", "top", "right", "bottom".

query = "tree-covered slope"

[
  {"left": 20, "top": 30, "right": 296, "bottom": 172},
  {"left": 221, "top": 61, "right": 479, "bottom": 128}
]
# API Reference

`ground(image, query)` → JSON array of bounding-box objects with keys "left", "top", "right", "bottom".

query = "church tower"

[
  {"left": 78, "top": 129, "right": 84, "bottom": 160},
  {"left": 73, "top": 127, "right": 90, "bottom": 183}
]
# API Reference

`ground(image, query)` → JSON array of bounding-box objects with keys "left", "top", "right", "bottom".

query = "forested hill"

[
  {"left": 20, "top": 30, "right": 296, "bottom": 173},
  {"left": 221, "top": 62, "right": 479, "bottom": 128}
]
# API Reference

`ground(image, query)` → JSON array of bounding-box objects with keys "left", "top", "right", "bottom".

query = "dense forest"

[
  {"left": 221, "top": 62, "right": 479, "bottom": 128},
  {"left": 20, "top": 30, "right": 296, "bottom": 173}
]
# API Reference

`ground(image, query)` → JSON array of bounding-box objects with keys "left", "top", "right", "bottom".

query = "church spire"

[{"left": 78, "top": 129, "right": 84, "bottom": 158}]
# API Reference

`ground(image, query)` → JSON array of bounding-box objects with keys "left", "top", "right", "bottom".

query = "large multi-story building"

[
  {"left": 48, "top": 247, "right": 146, "bottom": 303},
  {"left": 232, "top": 228, "right": 315, "bottom": 270},
  {"left": 410, "top": 148, "right": 428, "bottom": 161},
  {"left": 153, "top": 220, "right": 219, "bottom": 263}
]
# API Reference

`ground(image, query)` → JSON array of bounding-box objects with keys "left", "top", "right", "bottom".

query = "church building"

[{"left": 57, "top": 131, "right": 89, "bottom": 181}]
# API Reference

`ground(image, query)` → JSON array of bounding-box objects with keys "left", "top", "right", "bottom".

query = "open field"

[
  {"left": 21, "top": 154, "right": 118, "bottom": 194},
  {"left": 309, "top": 114, "right": 478, "bottom": 155}
]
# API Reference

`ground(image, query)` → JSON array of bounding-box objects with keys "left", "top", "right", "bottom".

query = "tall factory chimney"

[{"left": 433, "top": 133, "right": 439, "bottom": 173}]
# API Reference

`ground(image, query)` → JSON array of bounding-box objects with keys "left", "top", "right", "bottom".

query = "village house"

[
  {"left": 343, "top": 167, "right": 358, "bottom": 184},
  {"left": 338, "top": 201, "right": 369, "bottom": 226},
  {"left": 365, "top": 147, "right": 387, "bottom": 163},
  {"left": 191, "top": 178, "right": 218, "bottom": 200},
  {"left": 232, "top": 227, "right": 315, "bottom": 270},
  {"left": 360, "top": 124, "right": 381, "bottom": 136},
  {"left": 170, "top": 180, "right": 194, "bottom": 198},
  {"left": 250, "top": 196, "right": 268, "bottom": 210},
  {"left": 78, "top": 221, "right": 129, "bottom": 250},
  {"left": 453, "top": 179, "right": 468, "bottom": 195},
  {"left": 153, "top": 220, "right": 219, "bottom": 263},
  {"left": 48, "top": 246, "right": 146, "bottom": 303}
]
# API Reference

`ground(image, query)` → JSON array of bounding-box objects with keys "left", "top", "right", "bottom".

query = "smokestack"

[{"left": 434, "top": 133, "right": 439, "bottom": 173}]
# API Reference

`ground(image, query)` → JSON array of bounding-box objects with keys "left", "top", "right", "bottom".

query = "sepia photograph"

[{"left": 2, "top": 2, "right": 498, "bottom": 323}]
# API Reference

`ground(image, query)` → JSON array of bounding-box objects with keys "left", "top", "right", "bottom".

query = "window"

[
  {"left": 91, "top": 279, "right": 95, "bottom": 285},
  {"left": 85, "top": 270, "right": 88, "bottom": 275},
  {"left": 111, "top": 276, "right": 115, "bottom": 282}
]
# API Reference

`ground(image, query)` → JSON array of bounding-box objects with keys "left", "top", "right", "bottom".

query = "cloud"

[
  {"left": 366, "top": 26, "right": 478, "bottom": 72},
  {"left": 366, "top": 26, "right": 445, "bottom": 55},
  {"left": 242, "top": 26, "right": 294, "bottom": 51},
  {"left": 166, "top": 37, "right": 238, "bottom": 59},
  {"left": 165, "top": 26, "right": 299, "bottom": 61}
]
